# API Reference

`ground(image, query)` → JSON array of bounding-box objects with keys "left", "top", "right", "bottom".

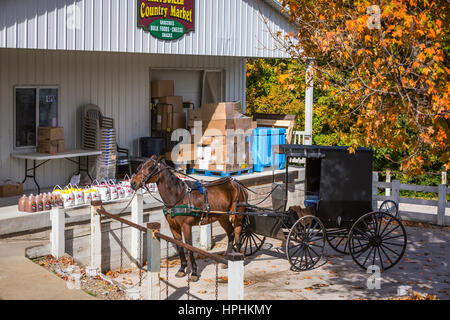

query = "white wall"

[{"left": 0, "top": 48, "right": 246, "bottom": 191}]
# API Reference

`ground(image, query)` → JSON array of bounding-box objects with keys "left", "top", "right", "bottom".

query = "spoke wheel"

[
  {"left": 237, "top": 216, "right": 266, "bottom": 256},
  {"left": 379, "top": 200, "right": 399, "bottom": 217},
  {"left": 326, "top": 228, "right": 350, "bottom": 254},
  {"left": 286, "top": 216, "right": 325, "bottom": 271},
  {"left": 348, "top": 211, "right": 407, "bottom": 272}
]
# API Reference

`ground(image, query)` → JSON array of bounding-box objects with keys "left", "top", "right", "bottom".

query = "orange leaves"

[
  {"left": 277, "top": 73, "right": 290, "bottom": 84},
  {"left": 261, "top": 0, "right": 448, "bottom": 173},
  {"left": 387, "top": 291, "right": 438, "bottom": 300},
  {"left": 345, "top": 20, "right": 355, "bottom": 31}
]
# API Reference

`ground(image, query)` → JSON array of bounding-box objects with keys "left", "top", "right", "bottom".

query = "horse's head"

[{"left": 130, "top": 155, "right": 165, "bottom": 190}]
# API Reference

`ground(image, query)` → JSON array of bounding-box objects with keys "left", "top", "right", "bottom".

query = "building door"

[{"left": 201, "top": 70, "right": 223, "bottom": 105}]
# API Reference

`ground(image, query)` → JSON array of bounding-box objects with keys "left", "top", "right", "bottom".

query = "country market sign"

[{"left": 138, "top": 0, "right": 195, "bottom": 41}]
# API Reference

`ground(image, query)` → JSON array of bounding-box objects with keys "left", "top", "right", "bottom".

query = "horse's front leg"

[
  {"left": 182, "top": 224, "right": 199, "bottom": 282},
  {"left": 170, "top": 226, "right": 188, "bottom": 278}
]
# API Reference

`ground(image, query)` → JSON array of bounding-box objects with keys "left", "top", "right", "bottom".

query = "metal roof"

[{"left": 0, "top": 0, "right": 294, "bottom": 58}]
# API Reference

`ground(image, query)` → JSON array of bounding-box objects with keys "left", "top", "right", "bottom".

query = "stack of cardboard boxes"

[
  {"left": 175, "top": 101, "right": 256, "bottom": 173},
  {"left": 37, "top": 127, "right": 65, "bottom": 155},
  {"left": 151, "top": 80, "right": 186, "bottom": 131}
]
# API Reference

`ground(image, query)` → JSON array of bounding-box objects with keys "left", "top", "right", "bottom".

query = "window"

[{"left": 15, "top": 87, "right": 59, "bottom": 148}]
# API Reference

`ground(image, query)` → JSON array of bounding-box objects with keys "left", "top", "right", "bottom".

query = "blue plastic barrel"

[{"left": 251, "top": 128, "right": 286, "bottom": 172}]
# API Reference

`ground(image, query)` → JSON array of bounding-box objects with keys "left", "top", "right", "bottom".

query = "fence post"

[
  {"left": 372, "top": 172, "right": 379, "bottom": 211},
  {"left": 90, "top": 201, "right": 102, "bottom": 272},
  {"left": 392, "top": 180, "right": 401, "bottom": 206},
  {"left": 227, "top": 252, "right": 244, "bottom": 300},
  {"left": 199, "top": 224, "right": 212, "bottom": 250},
  {"left": 442, "top": 171, "right": 447, "bottom": 185},
  {"left": 50, "top": 206, "right": 65, "bottom": 258},
  {"left": 147, "top": 222, "right": 161, "bottom": 300},
  {"left": 437, "top": 184, "right": 446, "bottom": 226},
  {"left": 386, "top": 169, "right": 391, "bottom": 197},
  {"left": 131, "top": 189, "right": 143, "bottom": 266}
]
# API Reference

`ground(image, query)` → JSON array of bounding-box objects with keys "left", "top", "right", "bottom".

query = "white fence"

[
  {"left": 290, "top": 131, "right": 311, "bottom": 164},
  {"left": 49, "top": 191, "right": 243, "bottom": 300},
  {"left": 372, "top": 172, "right": 449, "bottom": 226}
]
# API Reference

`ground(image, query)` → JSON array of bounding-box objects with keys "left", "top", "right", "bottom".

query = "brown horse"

[{"left": 130, "top": 155, "right": 247, "bottom": 282}]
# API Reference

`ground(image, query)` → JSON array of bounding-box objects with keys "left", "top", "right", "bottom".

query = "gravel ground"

[
  {"left": 34, "top": 255, "right": 125, "bottom": 300},
  {"left": 33, "top": 221, "right": 449, "bottom": 300}
]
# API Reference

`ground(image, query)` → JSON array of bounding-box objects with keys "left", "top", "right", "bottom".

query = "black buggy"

[{"left": 237, "top": 145, "right": 407, "bottom": 272}]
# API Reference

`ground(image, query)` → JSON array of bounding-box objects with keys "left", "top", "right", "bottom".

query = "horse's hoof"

[
  {"left": 190, "top": 275, "right": 199, "bottom": 282},
  {"left": 221, "top": 263, "right": 228, "bottom": 269},
  {"left": 175, "top": 271, "right": 186, "bottom": 278}
]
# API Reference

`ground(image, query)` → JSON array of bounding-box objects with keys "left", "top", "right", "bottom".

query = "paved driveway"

[
  {"left": 0, "top": 239, "right": 96, "bottom": 300},
  {"left": 126, "top": 223, "right": 448, "bottom": 300}
]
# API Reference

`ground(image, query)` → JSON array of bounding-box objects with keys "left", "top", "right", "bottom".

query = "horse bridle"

[
  {"left": 136, "top": 158, "right": 191, "bottom": 210},
  {"left": 139, "top": 158, "right": 167, "bottom": 186}
]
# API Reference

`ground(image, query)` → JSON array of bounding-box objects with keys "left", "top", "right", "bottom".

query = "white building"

[{"left": 0, "top": 0, "right": 305, "bottom": 191}]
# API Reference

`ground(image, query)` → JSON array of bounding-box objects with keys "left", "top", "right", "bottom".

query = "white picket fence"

[
  {"left": 49, "top": 190, "right": 244, "bottom": 300},
  {"left": 372, "top": 172, "right": 449, "bottom": 226}
]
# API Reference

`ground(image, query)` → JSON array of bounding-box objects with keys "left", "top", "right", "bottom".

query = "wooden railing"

[{"left": 90, "top": 200, "right": 243, "bottom": 300}]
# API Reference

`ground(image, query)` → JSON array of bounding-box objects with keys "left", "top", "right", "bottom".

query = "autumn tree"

[{"left": 264, "top": 0, "right": 449, "bottom": 173}]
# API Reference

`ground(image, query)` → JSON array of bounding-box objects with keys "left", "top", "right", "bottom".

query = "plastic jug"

[
  {"left": 18, "top": 195, "right": 27, "bottom": 212},
  {"left": 57, "top": 193, "right": 64, "bottom": 208},
  {"left": 36, "top": 194, "right": 44, "bottom": 212},
  {"left": 43, "top": 193, "right": 52, "bottom": 211},
  {"left": 26, "top": 195, "right": 37, "bottom": 213}
]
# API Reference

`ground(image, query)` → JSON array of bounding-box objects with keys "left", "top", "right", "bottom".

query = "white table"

[{"left": 12, "top": 149, "right": 102, "bottom": 193}]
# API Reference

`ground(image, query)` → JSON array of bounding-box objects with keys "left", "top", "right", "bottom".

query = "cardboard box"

[
  {"left": 173, "top": 112, "right": 186, "bottom": 130},
  {"left": 57, "top": 139, "right": 65, "bottom": 153},
  {"left": 151, "top": 80, "right": 174, "bottom": 98},
  {"left": 202, "top": 117, "right": 253, "bottom": 136},
  {"left": 156, "top": 106, "right": 186, "bottom": 131},
  {"left": 155, "top": 104, "right": 173, "bottom": 131},
  {"left": 201, "top": 102, "right": 242, "bottom": 120},
  {"left": 194, "top": 140, "right": 251, "bottom": 171},
  {"left": 37, "top": 139, "right": 65, "bottom": 154},
  {"left": 37, "top": 140, "right": 58, "bottom": 154},
  {"left": 188, "top": 109, "right": 202, "bottom": 128},
  {"left": 188, "top": 109, "right": 202, "bottom": 121},
  {"left": 192, "top": 163, "right": 245, "bottom": 172},
  {"left": 38, "top": 127, "right": 64, "bottom": 141},
  {"left": 157, "top": 96, "right": 184, "bottom": 113},
  {"left": 0, "top": 182, "right": 23, "bottom": 197}
]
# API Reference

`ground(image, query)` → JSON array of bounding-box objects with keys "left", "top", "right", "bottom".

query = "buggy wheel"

[
  {"left": 348, "top": 211, "right": 407, "bottom": 272},
  {"left": 237, "top": 215, "right": 266, "bottom": 256},
  {"left": 326, "top": 228, "right": 350, "bottom": 254},
  {"left": 286, "top": 216, "right": 325, "bottom": 271},
  {"left": 379, "top": 200, "right": 399, "bottom": 217}
]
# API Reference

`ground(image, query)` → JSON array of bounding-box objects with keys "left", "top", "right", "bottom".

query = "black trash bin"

[{"left": 139, "top": 137, "right": 164, "bottom": 158}]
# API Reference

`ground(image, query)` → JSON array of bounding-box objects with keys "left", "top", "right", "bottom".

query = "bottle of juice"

[
  {"left": 29, "top": 195, "right": 37, "bottom": 213},
  {"left": 43, "top": 193, "right": 52, "bottom": 211},
  {"left": 18, "top": 195, "right": 27, "bottom": 212},
  {"left": 57, "top": 193, "right": 64, "bottom": 208},
  {"left": 50, "top": 193, "right": 56, "bottom": 208},
  {"left": 36, "top": 194, "right": 44, "bottom": 212}
]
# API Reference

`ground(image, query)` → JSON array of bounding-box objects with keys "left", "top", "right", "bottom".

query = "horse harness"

[{"left": 164, "top": 179, "right": 211, "bottom": 224}]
